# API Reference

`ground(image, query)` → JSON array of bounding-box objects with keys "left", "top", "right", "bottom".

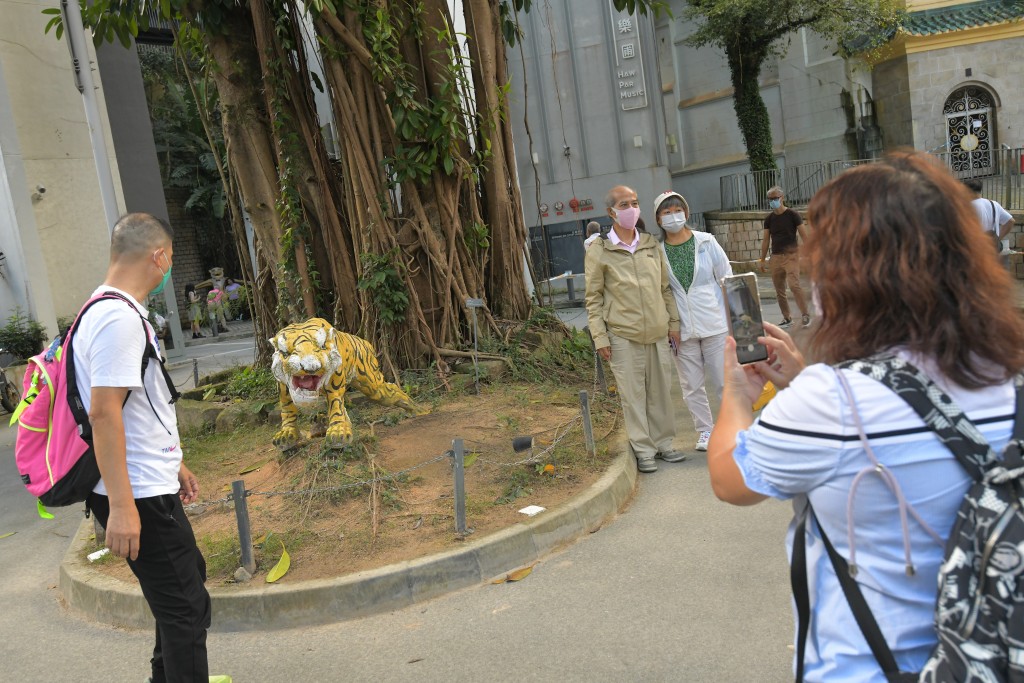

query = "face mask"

[
  {"left": 812, "top": 283, "right": 822, "bottom": 317},
  {"left": 613, "top": 206, "right": 641, "bottom": 230},
  {"left": 769, "top": 198, "right": 782, "bottom": 210},
  {"left": 150, "top": 253, "right": 172, "bottom": 297},
  {"left": 660, "top": 212, "right": 687, "bottom": 233}
]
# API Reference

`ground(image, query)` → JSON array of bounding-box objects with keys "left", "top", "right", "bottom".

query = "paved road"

[
  {"left": 2, "top": 293, "right": 797, "bottom": 682},
  {"left": 1, "top": 404, "right": 795, "bottom": 681}
]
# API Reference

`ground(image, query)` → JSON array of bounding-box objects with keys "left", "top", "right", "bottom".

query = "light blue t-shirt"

[{"left": 734, "top": 356, "right": 1014, "bottom": 682}]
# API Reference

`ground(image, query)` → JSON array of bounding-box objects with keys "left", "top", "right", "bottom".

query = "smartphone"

[{"left": 721, "top": 273, "right": 769, "bottom": 365}]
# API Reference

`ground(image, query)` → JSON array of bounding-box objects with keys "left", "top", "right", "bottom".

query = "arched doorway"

[{"left": 944, "top": 85, "right": 997, "bottom": 175}]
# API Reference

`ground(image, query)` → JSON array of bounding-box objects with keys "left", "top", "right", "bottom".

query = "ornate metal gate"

[{"left": 944, "top": 86, "right": 996, "bottom": 175}]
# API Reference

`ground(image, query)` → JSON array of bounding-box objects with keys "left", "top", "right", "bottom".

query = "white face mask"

[{"left": 660, "top": 212, "right": 687, "bottom": 233}]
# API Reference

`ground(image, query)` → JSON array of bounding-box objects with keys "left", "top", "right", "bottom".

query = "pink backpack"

[{"left": 10, "top": 292, "right": 179, "bottom": 508}]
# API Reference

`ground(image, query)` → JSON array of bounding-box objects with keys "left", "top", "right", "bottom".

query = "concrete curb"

[{"left": 59, "top": 449, "right": 637, "bottom": 632}]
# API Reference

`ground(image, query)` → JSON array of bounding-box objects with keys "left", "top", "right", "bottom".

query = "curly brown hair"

[{"left": 805, "top": 149, "right": 1024, "bottom": 388}]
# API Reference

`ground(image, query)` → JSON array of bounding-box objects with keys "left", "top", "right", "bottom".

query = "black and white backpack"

[{"left": 793, "top": 355, "right": 1024, "bottom": 682}]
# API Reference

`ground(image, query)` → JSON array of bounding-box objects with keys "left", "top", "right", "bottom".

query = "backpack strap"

[
  {"left": 839, "top": 355, "right": 1024, "bottom": 483},
  {"left": 64, "top": 292, "right": 180, "bottom": 442},
  {"left": 792, "top": 501, "right": 918, "bottom": 683}
]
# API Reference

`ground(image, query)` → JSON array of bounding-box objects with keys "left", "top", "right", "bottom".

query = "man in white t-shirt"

[
  {"left": 79, "top": 213, "right": 212, "bottom": 683},
  {"left": 964, "top": 179, "right": 1015, "bottom": 253}
]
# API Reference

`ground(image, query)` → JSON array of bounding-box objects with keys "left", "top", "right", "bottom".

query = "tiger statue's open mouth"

[{"left": 270, "top": 320, "right": 342, "bottom": 407}]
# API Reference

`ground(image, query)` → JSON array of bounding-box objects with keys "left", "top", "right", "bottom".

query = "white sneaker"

[{"left": 695, "top": 431, "right": 711, "bottom": 451}]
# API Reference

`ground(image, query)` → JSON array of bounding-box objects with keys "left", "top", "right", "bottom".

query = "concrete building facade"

[
  {"left": 0, "top": 0, "right": 124, "bottom": 337},
  {"left": 507, "top": 0, "right": 1023, "bottom": 275}
]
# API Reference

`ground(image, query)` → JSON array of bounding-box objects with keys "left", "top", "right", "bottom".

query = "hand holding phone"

[{"left": 721, "top": 273, "right": 769, "bottom": 365}]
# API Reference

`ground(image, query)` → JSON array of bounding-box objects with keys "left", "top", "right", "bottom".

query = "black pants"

[{"left": 89, "top": 493, "right": 211, "bottom": 683}]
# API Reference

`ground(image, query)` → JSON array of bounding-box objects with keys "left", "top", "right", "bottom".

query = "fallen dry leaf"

[
  {"left": 507, "top": 565, "right": 534, "bottom": 582},
  {"left": 492, "top": 564, "right": 535, "bottom": 583}
]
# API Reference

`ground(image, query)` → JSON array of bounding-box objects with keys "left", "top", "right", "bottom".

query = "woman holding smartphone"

[
  {"left": 654, "top": 191, "right": 732, "bottom": 451},
  {"left": 706, "top": 151, "right": 1024, "bottom": 681}
]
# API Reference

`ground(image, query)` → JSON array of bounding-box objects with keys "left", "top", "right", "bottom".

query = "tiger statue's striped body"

[{"left": 269, "top": 318, "right": 422, "bottom": 450}]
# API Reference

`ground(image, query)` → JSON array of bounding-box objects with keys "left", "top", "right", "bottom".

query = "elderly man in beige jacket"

[{"left": 585, "top": 185, "right": 686, "bottom": 473}]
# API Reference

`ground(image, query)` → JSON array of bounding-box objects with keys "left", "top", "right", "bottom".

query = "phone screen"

[{"left": 722, "top": 273, "right": 768, "bottom": 365}]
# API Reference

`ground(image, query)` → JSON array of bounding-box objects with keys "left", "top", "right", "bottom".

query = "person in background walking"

[
  {"left": 185, "top": 283, "right": 204, "bottom": 339},
  {"left": 964, "top": 178, "right": 1015, "bottom": 254},
  {"left": 654, "top": 191, "right": 732, "bottom": 452},
  {"left": 585, "top": 185, "right": 686, "bottom": 472},
  {"left": 224, "top": 278, "right": 244, "bottom": 321},
  {"left": 759, "top": 186, "right": 810, "bottom": 328}
]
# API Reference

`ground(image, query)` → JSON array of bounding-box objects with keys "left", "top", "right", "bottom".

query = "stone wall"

[
  {"left": 165, "top": 188, "right": 207, "bottom": 328},
  {"left": 705, "top": 211, "right": 772, "bottom": 263},
  {"left": 871, "top": 56, "right": 915, "bottom": 149}
]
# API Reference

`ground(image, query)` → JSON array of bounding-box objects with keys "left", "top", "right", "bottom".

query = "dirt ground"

[{"left": 89, "top": 381, "right": 619, "bottom": 587}]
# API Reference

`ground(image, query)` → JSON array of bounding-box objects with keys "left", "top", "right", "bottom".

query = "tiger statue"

[{"left": 269, "top": 318, "right": 424, "bottom": 451}]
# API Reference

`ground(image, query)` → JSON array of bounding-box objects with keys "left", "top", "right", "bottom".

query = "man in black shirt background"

[{"left": 758, "top": 186, "right": 810, "bottom": 328}]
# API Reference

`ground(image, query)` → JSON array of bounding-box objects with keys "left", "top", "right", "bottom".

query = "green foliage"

[
  {"left": 141, "top": 49, "right": 227, "bottom": 219},
  {"left": 684, "top": 0, "right": 903, "bottom": 172},
  {"left": 56, "top": 316, "right": 76, "bottom": 337},
  {"left": 464, "top": 221, "right": 490, "bottom": 252},
  {"left": 361, "top": 3, "right": 476, "bottom": 187},
  {"left": 358, "top": 251, "right": 409, "bottom": 325},
  {"left": 0, "top": 309, "right": 49, "bottom": 361},
  {"left": 496, "top": 468, "right": 533, "bottom": 505},
  {"left": 224, "top": 366, "right": 279, "bottom": 400}
]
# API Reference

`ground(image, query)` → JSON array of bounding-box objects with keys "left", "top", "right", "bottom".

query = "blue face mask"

[
  {"left": 769, "top": 198, "right": 782, "bottom": 210},
  {"left": 149, "top": 253, "right": 172, "bottom": 297}
]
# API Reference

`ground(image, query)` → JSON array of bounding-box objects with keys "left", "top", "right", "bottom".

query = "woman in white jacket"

[{"left": 654, "top": 191, "right": 732, "bottom": 451}]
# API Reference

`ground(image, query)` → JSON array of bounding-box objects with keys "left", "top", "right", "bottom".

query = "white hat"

[{"left": 652, "top": 190, "right": 690, "bottom": 222}]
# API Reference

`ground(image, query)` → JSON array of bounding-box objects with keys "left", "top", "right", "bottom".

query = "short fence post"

[
  {"left": 466, "top": 298, "right": 485, "bottom": 395},
  {"left": 579, "top": 390, "right": 595, "bottom": 457},
  {"left": 93, "top": 516, "right": 106, "bottom": 546},
  {"left": 452, "top": 438, "right": 467, "bottom": 535},
  {"left": 584, "top": 327, "right": 607, "bottom": 394},
  {"left": 231, "top": 479, "right": 256, "bottom": 574},
  {"left": 192, "top": 358, "right": 200, "bottom": 388}
]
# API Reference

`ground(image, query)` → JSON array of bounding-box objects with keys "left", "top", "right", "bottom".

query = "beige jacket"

[{"left": 584, "top": 232, "right": 680, "bottom": 349}]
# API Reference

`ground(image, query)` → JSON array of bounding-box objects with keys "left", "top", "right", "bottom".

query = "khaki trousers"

[
  {"left": 608, "top": 333, "right": 677, "bottom": 460},
  {"left": 769, "top": 251, "right": 807, "bottom": 321}
]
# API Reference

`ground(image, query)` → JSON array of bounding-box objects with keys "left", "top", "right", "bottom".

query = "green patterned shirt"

[{"left": 665, "top": 237, "right": 696, "bottom": 291}]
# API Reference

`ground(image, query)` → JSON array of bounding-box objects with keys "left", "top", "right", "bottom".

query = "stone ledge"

[{"left": 59, "top": 443, "right": 637, "bottom": 632}]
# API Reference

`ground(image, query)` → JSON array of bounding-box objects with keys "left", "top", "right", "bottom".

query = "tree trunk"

[
  {"left": 727, "top": 46, "right": 777, "bottom": 173},
  {"left": 464, "top": 0, "right": 532, "bottom": 320}
]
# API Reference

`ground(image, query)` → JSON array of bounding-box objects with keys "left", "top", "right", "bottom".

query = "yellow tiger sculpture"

[{"left": 270, "top": 318, "right": 423, "bottom": 450}]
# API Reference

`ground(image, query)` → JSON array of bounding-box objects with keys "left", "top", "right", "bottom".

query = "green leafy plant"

[
  {"left": 0, "top": 308, "right": 49, "bottom": 361},
  {"left": 224, "top": 366, "right": 279, "bottom": 400},
  {"left": 496, "top": 468, "right": 533, "bottom": 505},
  {"left": 358, "top": 251, "right": 409, "bottom": 325},
  {"left": 56, "top": 316, "right": 76, "bottom": 337}
]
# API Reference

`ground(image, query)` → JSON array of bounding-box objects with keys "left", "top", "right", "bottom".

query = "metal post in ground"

[
  {"left": 579, "top": 390, "right": 595, "bottom": 457},
  {"left": 466, "top": 298, "right": 484, "bottom": 395},
  {"left": 192, "top": 358, "right": 200, "bottom": 388},
  {"left": 452, "top": 438, "right": 467, "bottom": 535},
  {"left": 584, "top": 326, "right": 607, "bottom": 394},
  {"left": 231, "top": 479, "right": 256, "bottom": 574}
]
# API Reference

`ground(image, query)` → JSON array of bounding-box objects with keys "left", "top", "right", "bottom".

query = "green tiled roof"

[{"left": 905, "top": 0, "right": 1024, "bottom": 36}]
